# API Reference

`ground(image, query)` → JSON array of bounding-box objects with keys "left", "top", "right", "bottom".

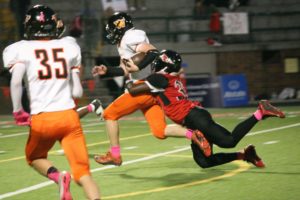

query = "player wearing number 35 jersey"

[
  {"left": 3, "top": 5, "right": 100, "bottom": 200},
  {"left": 3, "top": 36, "right": 80, "bottom": 114}
]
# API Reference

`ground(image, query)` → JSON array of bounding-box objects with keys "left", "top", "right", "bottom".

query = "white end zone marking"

[{"left": 263, "top": 140, "right": 279, "bottom": 145}]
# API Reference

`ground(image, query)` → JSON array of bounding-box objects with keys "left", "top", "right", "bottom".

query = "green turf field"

[{"left": 0, "top": 105, "right": 299, "bottom": 200}]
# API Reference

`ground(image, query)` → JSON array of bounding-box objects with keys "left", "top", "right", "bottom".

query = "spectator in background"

[
  {"left": 193, "top": 0, "right": 205, "bottom": 19},
  {"left": 9, "top": 0, "right": 31, "bottom": 38},
  {"left": 202, "top": 0, "right": 243, "bottom": 10},
  {"left": 69, "top": 15, "right": 83, "bottom": 38},
  {"left": 194, "top": 0, "right": 218, "bottom": 19},
  {"left": 128, "top": 0, "right": 147, "bottom": 11},
  {"left": 207, "top": 10, "right": 222, "bottom": 46}
]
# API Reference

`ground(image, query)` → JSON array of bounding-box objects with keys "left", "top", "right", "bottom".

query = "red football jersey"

[{"left": 146, "top": 73, "right": 200, "bottom": 124}]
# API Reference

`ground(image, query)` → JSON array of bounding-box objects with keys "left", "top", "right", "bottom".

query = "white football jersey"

[
  {"left": 3, "top": 36, "right": 81, "bottom": 114},
  {"left": 118, "top": 28, "right": 152, "bottom": 80}
]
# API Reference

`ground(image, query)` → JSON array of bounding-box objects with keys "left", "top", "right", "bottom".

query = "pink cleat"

[
  {"left": 94, "top": 152, "right": 122, "bottom": 166},
  {"left": 258, "top": 100, "right": 285, "bottom": 119},
  {"left": 58, "top": 171, "right": 73, "bottom": 200}
]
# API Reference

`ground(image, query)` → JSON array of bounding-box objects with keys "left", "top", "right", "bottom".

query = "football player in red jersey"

[{"left": 126, "top": 49, "right": 286, "bottom": 168}]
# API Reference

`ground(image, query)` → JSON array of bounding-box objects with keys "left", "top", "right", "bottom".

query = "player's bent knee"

[
  {"left": 195, "top": 160, "right": 213, "bottom": 168},
  {"left": 153, "top": 134, "right": 166, "bottom": 140},
  {"left": 151, "top": 129, "right": 166, "bottom": 139},
  {"left": 193, "top": 156, "right": 214, "bottom": 168},
  {"left": 73, "top": 169, "right": 91, "bottom": 182}
]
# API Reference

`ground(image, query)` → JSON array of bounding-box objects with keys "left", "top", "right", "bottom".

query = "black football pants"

[{"left": 183, "top": 106, "right": 258, "bottom": 168}]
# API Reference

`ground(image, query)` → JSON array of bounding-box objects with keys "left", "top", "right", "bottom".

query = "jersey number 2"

[{"left": 35, "top": 49, "right": 67, "bottom": 79}]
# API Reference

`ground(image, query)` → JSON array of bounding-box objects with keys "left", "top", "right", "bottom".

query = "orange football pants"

[
  {"left": 103, "top": 92, "right": 167, "bottom": 139},
  {"left": 26, "top": 109, "right": 90, "bottom": 181}
]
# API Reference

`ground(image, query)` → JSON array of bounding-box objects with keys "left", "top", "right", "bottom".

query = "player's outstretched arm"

[{"left": 92, "top": 64, "right": 128, "bottom": 78}]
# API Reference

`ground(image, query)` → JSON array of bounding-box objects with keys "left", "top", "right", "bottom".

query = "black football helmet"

[
  {"left": 24, "top": 5, "right": 61, "bottom": 40},
  {"left": 105, "top": 12, "right": 133, "bottom": 44},
  {"left": 152, "top": 50, "right": 182, "bottom": 73}
]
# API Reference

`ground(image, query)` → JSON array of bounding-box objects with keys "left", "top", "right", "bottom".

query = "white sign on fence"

[
  {"left": 101, "top": 0, "right": 128, "bottom": 11},
  {"left": 223, "top": 12, "right": 249, "bottom": 35}
]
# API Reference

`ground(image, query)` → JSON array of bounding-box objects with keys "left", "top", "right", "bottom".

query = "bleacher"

[{"left": 1, "top": 0, "right": 300, "bottom": 112}]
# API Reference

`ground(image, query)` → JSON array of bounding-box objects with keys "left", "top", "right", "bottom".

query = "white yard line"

[
  {"left": 0, "top": 132, "right": 28, "bottom": 138},
  {"left": 0, "top": 122, "right": 299, "bottom": 199},
  {"left": 0, "top": 147, "right": 190, "bottom": 199},
  {"left": 247, "top": 123, "right": 300, "bottom": 136},
  {"left": 0, "top": 123, "right": 145, "bottom": 139}
]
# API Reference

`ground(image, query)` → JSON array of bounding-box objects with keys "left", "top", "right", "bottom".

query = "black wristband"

[
  {"left": 101, "top": 67, "right": 125, "bottom": 78},
  {"left": 137, "top": 49, "right": 159, "bottom": 70}
]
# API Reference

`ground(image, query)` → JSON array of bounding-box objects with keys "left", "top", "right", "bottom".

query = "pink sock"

[
  {"left": 87, "top": 104, "right": 94, "bottom": 112},
  {"left": 185, "top": 129, "right": 193, "bottom": 140},
  {"left": 254, "top": 110, "right": 263, "bottom": 121},
  {"left": 48, "top": 171, "right": 59, "bottom": 183},
  {"left": 110, "top": 146, "right": 120, "bottom": 157}
]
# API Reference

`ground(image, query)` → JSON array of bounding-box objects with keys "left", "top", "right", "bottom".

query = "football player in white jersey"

[
  {"left": 3, "top": 5, "right": 100, "bottom": 200},
  {"left": 92, "top": 12, "right": 209, "bottom": 166}
]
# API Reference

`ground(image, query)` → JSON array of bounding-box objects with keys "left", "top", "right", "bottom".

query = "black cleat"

[{"left": 243, "top": 145, "right": 265, "bottom": 168}]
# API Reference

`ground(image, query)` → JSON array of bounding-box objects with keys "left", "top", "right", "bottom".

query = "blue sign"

[
  {"left": 186, "top": 76, "right": 223, "bottom": 107},
  {"left": 219, "top": 74, "right": 249, "bottom": 107}
]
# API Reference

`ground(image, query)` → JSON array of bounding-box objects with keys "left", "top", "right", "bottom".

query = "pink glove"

[{"left": 13, "top": 109, "right": 31, "bottom": 126}]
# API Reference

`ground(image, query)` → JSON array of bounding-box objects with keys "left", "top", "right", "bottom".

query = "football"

[
  {"left": 129, "top": 52, "right": 146, "bottom": 65},
  {"left": 123, "top": 52, "right": 146, "bottom": 65}
]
